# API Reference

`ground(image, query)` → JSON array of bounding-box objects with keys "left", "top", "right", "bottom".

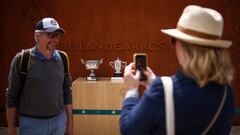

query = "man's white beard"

[{"left": 46, "top": 43, "right": 56, "bottom": 52}]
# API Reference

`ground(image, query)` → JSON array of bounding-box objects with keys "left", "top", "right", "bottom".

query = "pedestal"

[{"left": 72, "top": 77, "right": 126, "bottom": 135}]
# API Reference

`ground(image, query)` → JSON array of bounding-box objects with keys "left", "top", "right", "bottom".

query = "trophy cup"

[
  {"left": 109, "top": 57, "right": 127, "bottom": 80},
  {"left": 81, "top": 58, "right": 103, "bottom": 81}
]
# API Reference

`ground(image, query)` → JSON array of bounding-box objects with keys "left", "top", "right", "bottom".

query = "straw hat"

[{"left": 161, "top": 5, "right": 232, "bottom": 48}]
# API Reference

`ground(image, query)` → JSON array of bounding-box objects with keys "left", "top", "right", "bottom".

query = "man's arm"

[
  {"left": 65, "top": 104, "right": 73, "bottom": 135},
  {"left": 6, "top": 107, "right": 17, "bottom": 135},
  {"left": 63, "top": 72, "right": 73, "bottom": 135},
  {"left": 6, "top": 53, "right": 22, "bottom": 135}
]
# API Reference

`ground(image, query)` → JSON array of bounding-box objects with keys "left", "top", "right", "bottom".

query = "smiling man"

[{"left": 6, "top": 18, "right": 73, "bottom": 135}]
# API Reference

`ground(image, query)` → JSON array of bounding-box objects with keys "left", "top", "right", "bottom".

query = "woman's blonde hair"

[{"left": 180, "top": 41, "right": 234, "bottom": 87}]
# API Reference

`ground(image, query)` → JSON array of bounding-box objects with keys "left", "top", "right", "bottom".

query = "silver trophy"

[
  {"left": 81, "top": 58, "right": 103, "bottom": 81},
  {"left": 109, "top": 57, "right": 127, "bottom": 79}
]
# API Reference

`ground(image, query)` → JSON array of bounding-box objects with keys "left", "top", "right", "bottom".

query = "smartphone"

[{"left": 134, "top": 53, "right": 148, "bottom": 81}]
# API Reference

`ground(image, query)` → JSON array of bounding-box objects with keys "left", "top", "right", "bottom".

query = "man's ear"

[
  {"left": 37, "top": 35, "right": 40, "bottom": 42},
  {"left": 35, "top": 33, "right": 40, "bottom": 43}
]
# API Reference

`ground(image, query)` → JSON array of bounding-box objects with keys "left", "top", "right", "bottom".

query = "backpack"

[{"left": 19, "top": 48, "right": 69, "bottom": 85}]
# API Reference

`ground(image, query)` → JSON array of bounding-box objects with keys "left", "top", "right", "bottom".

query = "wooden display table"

[{"left": 72, "top": 77, "right": 126, "bottom": 135}]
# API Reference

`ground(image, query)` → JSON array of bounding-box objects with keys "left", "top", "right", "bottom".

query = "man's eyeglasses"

[{"left": 47, "top": 32, "right": 63, "bottom": 39}]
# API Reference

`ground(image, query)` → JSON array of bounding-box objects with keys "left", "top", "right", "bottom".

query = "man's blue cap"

[{"left": 35, "top": 17, "right": 65, "bottom": 33}]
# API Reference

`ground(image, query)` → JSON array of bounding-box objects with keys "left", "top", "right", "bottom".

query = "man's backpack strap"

[
  {"left": 19, "top": 49, "right": 69, "bottom": 76},
  {"left": 58, "top": 50, "right": 69, "bottom": 75},
  {"left": 17, "top": 49, "right": 68, "bottom": 88},
  {"left": 18, "top": 49, "right": 32, "bottom": 102},
  {"left": 19, "top": 49, "right": 32, "bottom": 76}
]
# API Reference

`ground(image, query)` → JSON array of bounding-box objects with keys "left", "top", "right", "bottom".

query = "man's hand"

[
  {"left": 7, "top": 107, "right": 17, "bottom": 135},
  {"left": 8, "top": 127, "right": 16, "bottom": 135},
  {"left": 64, "top": 123, "right": 73, "bottom": 135},
  {"left": 64, "top": 105, "right": 73, "bottom": 135}
]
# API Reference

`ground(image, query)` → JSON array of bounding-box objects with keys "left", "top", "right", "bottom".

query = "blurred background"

[{"left": 0, "top": 0, "right": 240, "bottom": 126}]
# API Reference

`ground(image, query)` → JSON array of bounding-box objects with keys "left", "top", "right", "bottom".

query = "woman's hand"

[
  {"left": 144, "top": 67, "right": 156, "bottom": 84},
  {"left": 139, "top": 67, "right": 156, "bottom": 89},
  {"left": 123, "top": 63, "right": 140, "bottom": 90}
]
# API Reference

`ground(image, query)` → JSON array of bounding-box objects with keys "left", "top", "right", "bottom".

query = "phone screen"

[{"left": 135, "top": 54, "right": 147, "bottom": 81}]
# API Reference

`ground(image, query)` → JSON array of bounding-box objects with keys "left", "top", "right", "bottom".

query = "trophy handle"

[
  {"left": 99, "top": 58, "right": 103, "bottom": 64},
  {"left": 109, "top": 61, "right": 114, "bottom": 68},
  {"left": 81, "top": 59, "right": 85, "bottom": 64},
  {"left": 122, "top": 62, "right": 127, "bottom": 68}
]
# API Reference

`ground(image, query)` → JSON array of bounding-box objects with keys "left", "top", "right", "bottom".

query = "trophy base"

[
  {"left": 111, "top": 77, "right": 123, "bottom": 80},
  {"left": 86, "top": 76, "right": 97, "bottom": 81},
  {"left": 113, "top": 73, "right": 123, "bottom": 77}
]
